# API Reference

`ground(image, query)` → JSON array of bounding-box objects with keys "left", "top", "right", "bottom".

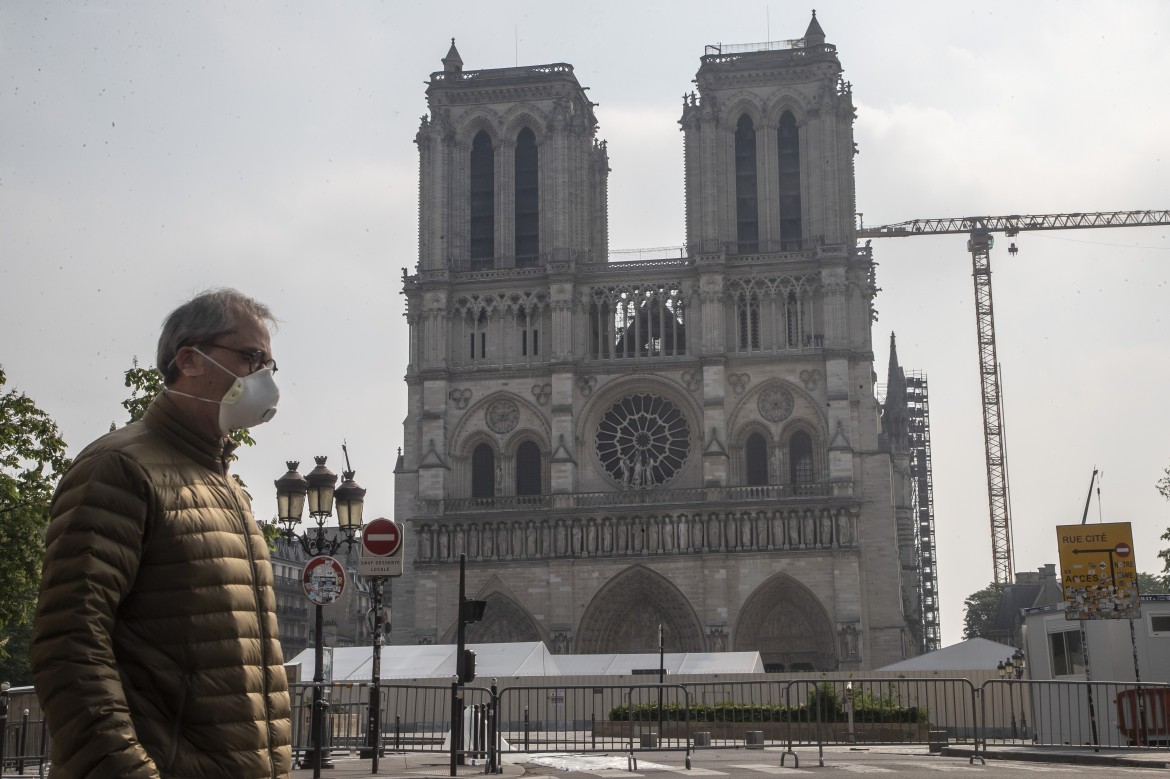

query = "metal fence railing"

[
  {"left": 8, "top": 676, "right": 1170, "bottom": 772},
  {"left": 978, "top": 679, "right": 1170, "bottom": 752}
]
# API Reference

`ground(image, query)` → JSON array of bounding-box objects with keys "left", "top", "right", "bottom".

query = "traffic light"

[{"left": 458, "top": 648, "right": 477, "bottom": 684}]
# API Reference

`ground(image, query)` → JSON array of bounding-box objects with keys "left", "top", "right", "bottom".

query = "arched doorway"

[
  {"left": 575, "top": 565, "right": 705, "bottom": 653},
  {"left": 734, "top": 573, "right": 837, "bottom": 671}
]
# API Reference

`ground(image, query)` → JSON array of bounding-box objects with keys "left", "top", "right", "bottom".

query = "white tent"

[
  {"left": 878, "top": 637, "right": 1015, "bottom": 672},
  {"left": 535, "top": 651, "right": 764, "bottom": 676},
  {"left": 285, "top": 641, "right": 559, "bottom": 682},
  {"left": 285, "top": 643, "right": 766, "bottom": 681}
]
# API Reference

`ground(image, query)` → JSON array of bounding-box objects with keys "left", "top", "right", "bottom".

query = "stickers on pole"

[
  {"left": 1056, "top": 522, "right": 1139, "bottom": 620},
  {"left": 359, "top": 517, "right": 405, "bottom": 578}
]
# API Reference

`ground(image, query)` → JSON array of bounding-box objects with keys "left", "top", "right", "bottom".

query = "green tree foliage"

[
  {"left": 962, "top": 582, "right": 1004, "bottom": 639},
  {"left": 1138, "top": 571, "right": 1169, "bottom": 595},
  {"left": 0, "top": 367, "right": 69, "bottom": 683},
  {"left": 1158, "top": 467, "right": 1170, "bottom": 581}
]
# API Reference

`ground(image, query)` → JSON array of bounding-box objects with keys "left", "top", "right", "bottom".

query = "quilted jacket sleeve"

[{"left": 30, "top": 449, "right": 160, "bottom": 779}]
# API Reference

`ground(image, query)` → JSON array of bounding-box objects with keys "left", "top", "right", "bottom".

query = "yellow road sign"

[{"left": 1056, "top": 522, "right": 1139, "bottom": 620}]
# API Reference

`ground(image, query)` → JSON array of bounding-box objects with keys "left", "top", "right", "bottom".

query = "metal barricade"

[
  {"left": 495, "top": 683, "right": 692, "bottom": 758},
  {"left": 979, "top": 679, "right": 1170, "bottom": 753}
]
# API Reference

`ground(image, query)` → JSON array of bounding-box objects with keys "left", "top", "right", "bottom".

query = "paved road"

[
  {"left": 516, "top": 747, "right": 1169, "bottom": 777},
  {"left": 296, "top": 745, "right": 1170, "bottom": 778}
]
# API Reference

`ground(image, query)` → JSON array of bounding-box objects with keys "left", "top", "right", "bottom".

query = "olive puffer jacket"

[{"left": 30, "top": 394, "right": 291, "bottom": 778}]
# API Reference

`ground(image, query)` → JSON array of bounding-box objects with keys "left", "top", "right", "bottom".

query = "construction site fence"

[
  {"left": 4, "top": 677, "right": 1170, "bottom": 772},
  {"left": 287, "top": 676, "right": 1170, "bottom": 761}
]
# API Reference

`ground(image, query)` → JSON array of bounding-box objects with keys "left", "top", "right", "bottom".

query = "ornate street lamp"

[
  {"left": 275, "top": 454, "right": 365, "bottom": 778},
  {"left": 1011, "top": 647, "right": 1026, "bottom": 679}
]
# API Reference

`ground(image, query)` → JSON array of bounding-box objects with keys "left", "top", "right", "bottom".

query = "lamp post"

[
  {"left": 999, "top": 649, "right": 1027, "bottom": 740},
  {"left": 275, "top": 455, "right": 366, "bottom": 778}
]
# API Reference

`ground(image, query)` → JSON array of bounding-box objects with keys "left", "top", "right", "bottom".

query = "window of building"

[
  {"left": 789, "top": 430, "right": 814, "bottom": 484},
  {"left": 777, "top": 111, "right": 802, "bottom": 251},
  {"left": 518, "top": 306, "right": 539, "bottom": 358},
  {"left": 1049, "top": 629, "right": 1085, "bottom": 676},
  {"left": 734, "top": 114, "right": 759, "bottom": 253},
  {"left": 468, "top": 310, "right": 489, "bottom": 360},
  {"left": 470, "top": 131, "right": 494, "bottom": 268},
  {"left": 515, "top": 441, "right": 542, "bottom": 496},
  {"left": 515, "top": 128, "right": 539, "bottom": 268},
  {"left": 471, "top": 443, "right": 495, "bottom": 498},
  {"left": 737, "top": 293, "right": 760, "bottom": 350},
  {"left": 1149, "top": 613, "right": 1170, "bottom": 636},
  {"left": 785, "top": 290, "right": 803, "bottom": 348},
  {"left": 745, "top": 432, "right": 769, "bottom": 486}
]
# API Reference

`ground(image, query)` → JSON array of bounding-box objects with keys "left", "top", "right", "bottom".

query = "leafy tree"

[
  {"left": 1158, "top": 467, "right": 1170, "bottom": 582},
  {"left": 1138, "top": 571, "right": 1169, "bottom": 595},
  {"left": 962, "top": 582, "right": 1004, "bottom": 639},
  {"left": 0, "top": 367, "right": 69, "bottom": 683}
]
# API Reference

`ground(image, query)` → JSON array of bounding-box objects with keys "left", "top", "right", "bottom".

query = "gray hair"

[{"left": 157, "top": 288, "right": 276, "bottom": 385}]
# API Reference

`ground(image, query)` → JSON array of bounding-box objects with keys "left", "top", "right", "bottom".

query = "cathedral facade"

[{"left": 394, "top": 14, "right": 920, "bottom": 671}]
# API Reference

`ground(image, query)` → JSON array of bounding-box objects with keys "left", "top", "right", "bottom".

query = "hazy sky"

[{"left": 3, "top": 1, "right": 1168, "bottom": 650}]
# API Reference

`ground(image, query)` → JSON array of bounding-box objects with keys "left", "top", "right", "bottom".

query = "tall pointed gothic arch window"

[
  {"left": 734, "top": 114, "right": 759, "bottom": 253},
  {"left": 745, "top": 432, "right": 769, "bottom": 486},
  {"left": 470, "top": 131, "right": 495, "bottom": 269},
  {"left": 737, "top": 292, "right": 760, "bottom": 351},
  {"left": 777, "top": 111, "right": 802, "bottom": 250},
  {"left": 515, "top": 128, "right": 539, "bottom": 268},
  {"left": 789, "top": 430, "right": 814, "bottom": 485},
  {"left": 785, "top": 290, "right": 803, "bottom": 348},
  {"left": 471, "top": 442, "right": 496, "bottom": 498},
  {"left": 515, "top": 440, "right": 542, "bottom": 496}
]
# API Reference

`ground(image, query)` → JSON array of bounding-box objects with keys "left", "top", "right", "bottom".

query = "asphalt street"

[{"left": 290, "top": 745, "right": 1170, "bottom": 778}]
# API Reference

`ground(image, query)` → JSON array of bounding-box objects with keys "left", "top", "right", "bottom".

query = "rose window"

[{"left": 596, "top": 393, "right": 690, "bottom": 488}]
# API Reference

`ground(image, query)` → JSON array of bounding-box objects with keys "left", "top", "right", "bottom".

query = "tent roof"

[
  {"left": 286, "top": 643, "right": 765, "bottom": 680},
  {"left": 877, "top": 637, "right": 1015, "bottom": 672},
  {"left": 285, "top": 642, "right": 558, "bottom": 681},
  {"left": 547, "top": 651, "right": 764, "bottom": 676}
]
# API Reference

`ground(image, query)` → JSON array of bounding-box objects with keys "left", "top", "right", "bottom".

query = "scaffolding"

[{"left": 906, "top": 371, "right": 941, "bottom": 652}]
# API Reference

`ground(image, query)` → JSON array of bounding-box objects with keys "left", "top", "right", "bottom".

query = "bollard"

[
  {"left": 524, "top": 706, "right": 530, "bottom": 751},
  {"left": 394, "top": 714, "right": 401, "bottom": 751}
]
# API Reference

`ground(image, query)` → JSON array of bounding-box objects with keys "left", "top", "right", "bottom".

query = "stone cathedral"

[{"left": 394, "top": 14, "right": 921, "bottom": 671}]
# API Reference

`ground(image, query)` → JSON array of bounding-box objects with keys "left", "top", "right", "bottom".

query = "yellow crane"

[{"left": 858, "top": 210, "right": 1170, "bottom": 585}]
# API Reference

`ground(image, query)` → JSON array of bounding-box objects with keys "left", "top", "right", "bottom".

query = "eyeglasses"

[{"left": 202, "top": 342, "right": 277, "bottom": 374}]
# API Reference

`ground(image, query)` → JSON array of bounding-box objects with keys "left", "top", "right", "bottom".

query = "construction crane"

[{"left": 857, "top": 210, "right": 1170, "bottom": 586}]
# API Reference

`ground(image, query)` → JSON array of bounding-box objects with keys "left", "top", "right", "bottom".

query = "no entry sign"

[
  {"left": 359, "top": 518, "right": 405, "bottom": 578},
  {"left": 363, "top": 518, "right": 401, "bottom": 556}
]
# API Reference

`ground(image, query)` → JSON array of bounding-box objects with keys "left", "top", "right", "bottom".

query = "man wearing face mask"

[{"left": 30, "top": 288, "right": 291, "bottom": 778}]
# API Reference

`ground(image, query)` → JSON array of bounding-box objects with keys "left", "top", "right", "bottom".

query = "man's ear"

[{"left": 173, "top": 346, "right": 206, "bottom": 378}]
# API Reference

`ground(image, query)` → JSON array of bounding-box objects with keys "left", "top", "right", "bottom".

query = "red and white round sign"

[
  {"left": 303, "top": 555, "right": 346, "bottom": 605},
  {"left": 363, "top": 518, "right": 401, "bottom": 557},
  {"left": 1115, "top": 542, "right": 1132, "bottom": 558}
]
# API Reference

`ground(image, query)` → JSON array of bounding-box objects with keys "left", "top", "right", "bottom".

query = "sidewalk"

[
  {"left": 291, "top": 752, "right": 523, "bottom": 778},
  {"left": 941, "top": 744, "right": 1170, "bottom": 769},
  {"left": 290, "top": 745, "right": 1170, "bottom": 777}
]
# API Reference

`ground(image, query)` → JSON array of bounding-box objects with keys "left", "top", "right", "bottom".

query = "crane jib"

[{"left": 857, "top": 209, "right": 1170, "bottom": 238}]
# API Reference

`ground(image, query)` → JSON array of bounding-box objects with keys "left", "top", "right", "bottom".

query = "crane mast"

[
  {"left": 858, "top": 209, "right": 1170, "bottom": 586},
  {"left": 968, "top": 229, "right": 1013, "bottom": 584}
]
